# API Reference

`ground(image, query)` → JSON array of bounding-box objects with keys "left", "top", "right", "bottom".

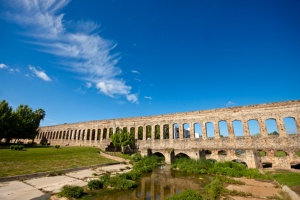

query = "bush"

[
  {"left": 108, "top": 176, "right": 137, "bottom": 190},
  {"left": 131, "top": 153, "right": 142, "bottom": 162},
  {"left": 59, "top": 185, "right": 84, "bottom": 199},
  {"left": 204, "top": 176, "right": 223, "bottom": 200},
  {"left": 10, "top": 145, "right": 15, "bottom": 150},
  {"left": 119, "top": 170, "right": 141, "bottom": 180},
  {"left": 88, "top": 180, "right": 103, "bottom": 190},
  {"left": 47, "top": 143, "right": 51, "bottom": 146},
  {"left": 55, "top": 145, "right": 60, "bottom": 149},
  {"left": 10, "top": 145, "right": 24, "bottom": 150},
  {"left": 166, "top": 190, "right": 203, "bottom": 200},
  {"left": 17, "top": 145, "right": 24, "bottom": 150}
]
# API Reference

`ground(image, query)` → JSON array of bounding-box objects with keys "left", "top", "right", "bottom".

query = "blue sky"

[{"left": 0, "top": 0, "right": 299, "bottom": 128}]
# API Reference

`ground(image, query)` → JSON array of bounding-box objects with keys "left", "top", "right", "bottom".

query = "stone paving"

[{"left": 0, "top": 163, "right": 132, "bottom": 200}]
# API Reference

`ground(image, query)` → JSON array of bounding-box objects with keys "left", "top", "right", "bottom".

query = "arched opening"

[
  {"left": 232, "top": 159, "right": 247, "bottom": 167},
  {"left": 291, "top": 162, "right": 300, "bottom": 169},
  {"left": 173, "top": 123, "right": 179, "bottom": 139},
  {"left": 275, "top": 150, "right": 288, "bottom": 157},
  {"left": 284, "top": 117, "right": 298, "bottom": 134},
  {"left": 116, "top": 127, "right": 121, "bottom": 134},
  {"left": 153, "top": 152, "right": 165, "bottom": 161},
  {"left": 62, "top": 131, "right": 66, "bottom": 139},
  {"left": 77, "top": 130, "right": 81, "bottom": 140},
  {"left": 155, "top": 125, "right": 160, "bottom": 139},
  {"left": 248, "top": 119, "right": 260, "bottom": 136},
  {"left": 194, "top": 123, "right": 202, "bottom": 138},
  {"left": 130, "top": 127, "right": 135, "bottom": 138},
  {"left": 218, "top": 150, "right": 227, "bottom": 156},
  {"left": 146, "top": 125, "right": 152, "bottom": 139},
  {"left": 163, "top": 124, "right": 169, "bottom": 139},
  {"left": 175, "top": 153, "right": 190, "bottom": 159},
  {"left": 258, "top": 150, "right": 267, "bottom": 157},
  {"left": 262, "top": 162, "right": 272, "bottom": 168},
  {"left": 205, "top": 150, "right": 212, "bottom": 155},
  {"left": 81, "top": 130, "right": 85, "bottom": 141},
  {"left": 265, "top": 118, "right": 279, "bottom": 136},
  {"left": 103, "top": 128, "right": 107, "bottom": 139},
  {"left": 97, "top": 129, "right": 101, "bottom": 141},
  {"left": 138, "top": 126, "right": 143, "bottom": 140},
  {"left": 218, "top": 120, "right": 229, "bottom": 137},
  {"left": 235, "top": 149, "right": 246, "bottom": 156},
  {"left": 86, "top": 129, "right": 90, "bottom": 141},
  {"left": 232, "top": 120, "right": 244, "bottom": 136},
  {"left": 91, "top": 129, "right": 95, "bottom": 140},
  {"left": 109, "top": 128, "right": 113, "bottom": 138},
  {"left": 183, "top": 123, "right": 190, "bottom": 138},
  {"left": 205, "top": 122, "right": 214, "bottom": 138},
  {"left": 73, "top": 130, "right": 77, "bottom": 140}
]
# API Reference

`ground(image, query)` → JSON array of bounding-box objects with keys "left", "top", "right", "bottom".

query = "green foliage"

[
  {"left": 59, "top": 185, "right": 84, "bottom": 199},
  {"left": 9, "top": 145, "right": 24, "bottom": 150},
  {"left": 270, "top": 172, "right": 300, "bottom": 187},
  {"left": 110, "top": 129, "right": 134, "bottom": 153},
  {"left": 166, "top": 190, "right": 203, "bottom": 200},
  {"left": 133, "top": 155, "right": 163, "bottom": 173},
  {"left": 88, "top": 180, "right": 103, "bottom": 190},
  {"left": 218, "top": 176, "right": 245, "bottom": 185},
  {"left": 204, "top": 176, "right": 224, "bottom": 200},
  {"left": 55, "top": 145, "right": 60, "bottom": 149},
  {"left": 0, "top": 100, "right": 45, "bottom": 143},
  {"left": 118, "top": 170, "right": 141, "bottom": 180},
  {"left": 131, "top": 153, "right": 142, "bottom": 162},
  {"left": 108, "top": 176, "right": 137, "bottom": 190},
  {"left": 171, "top": 158, "right": 213, "bottom": 174},
  {"left": 275, "top": 151, "right": 287, "bottom": 157}
]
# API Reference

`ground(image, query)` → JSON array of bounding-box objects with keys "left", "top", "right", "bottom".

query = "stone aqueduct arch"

[{"left": 38, "top": 100, "right": 300, "bottom": 169}]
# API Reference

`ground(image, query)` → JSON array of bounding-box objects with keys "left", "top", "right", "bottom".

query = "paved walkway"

[{"left": 0, "top": 155, "right": 131, "bottom": 200}]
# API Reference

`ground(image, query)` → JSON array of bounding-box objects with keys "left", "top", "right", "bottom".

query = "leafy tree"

[
  {"left": 110, "top": 129, "right": 134, "bottom": 153},
  {"left": 268, "top": 131, "right": 279, "bottom": 135},
  {"left": 0, "top": 100, "right": 13, "bottom": 142}
]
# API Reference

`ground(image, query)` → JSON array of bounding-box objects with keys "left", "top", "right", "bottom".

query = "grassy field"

[{"left": 0, "top": 146, "right": 116, "bottom": 177}]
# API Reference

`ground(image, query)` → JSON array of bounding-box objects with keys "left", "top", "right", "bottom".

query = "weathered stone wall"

[{"left": 38, "top": 100, "right": 300, "bottom": 169}]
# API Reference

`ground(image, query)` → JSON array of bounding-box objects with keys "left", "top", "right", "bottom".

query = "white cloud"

[
  {"left": 29, "top": 65, "right": 51, "bottom": 82},
  {"left": 0, "top": 63, "right": 8, "bottom": 69},
  {"left": 3, "top": 0, "right": 138, "bottom": 103},
  {"left": 226, "top": 101, "right": 235, "bottom": 107},
  {"left": 144, "top": 96, "right": 152, "bottom": 100},
  {"left": 131, "top": 70, "right": 140, "bottom": 74},
  {"left": 85, "top": 82, "right": 92, "bottom": 88}
]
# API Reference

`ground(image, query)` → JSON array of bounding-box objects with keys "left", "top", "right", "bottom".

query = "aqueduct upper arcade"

[{"left": 38, "top": 100, "right": 300, "bottom": 169}]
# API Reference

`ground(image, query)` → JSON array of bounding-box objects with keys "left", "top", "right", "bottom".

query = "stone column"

[
  {"left": 242, "top": 120, "right": 250, "bottom": 137},
  {"left": 151, "top": 125, "right": 155, "bottom": 140},
  {"left": 258, "top": 118, "right": 268, "bottom": 137},
  {"left": 143, "top": 126, "right": 146, "bottom": 140},
  {"left": 227, "top": 120, "right": 234, "bottom": 138},
  {"left": 189, "top": 122, "right": 195, "bottom": 139},
  {"left": 295, "top": 117, "right": 300, "bottom": 135},
  {"left": 214, "top": 121, "right": 220, "bottom": 139},
  {"left": 201, "top": 122, "right": 207, "bottom": 140},
  {"left": 276, "top": 117, "right": 287, "bottom": 137},
  {"left": 160, "top": 125, "right": 164, "bottom": 140},
  {"left": 169, "top": 123, "right": 174, "bottom": 140},
  {"left": 179, "top": 123, "right": 183, "bottom": 139},
  {"left": 133, "top": 126, "right": 138, "bottom": 140}
]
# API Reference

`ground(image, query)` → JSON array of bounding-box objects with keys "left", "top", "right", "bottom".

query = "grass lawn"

[{"left": 0, "top": 146, "right": 116, "bottom": 177}]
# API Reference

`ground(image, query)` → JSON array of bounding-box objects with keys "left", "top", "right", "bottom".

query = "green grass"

[
  {"left": 0, "top": 146, "right": 116, "bottom": 177},
  {"left": 270, "top": 171, "right": 300, "bottom": 187},
  {"left": 297, "top": 151, "right": 300, "bottom": 157}
]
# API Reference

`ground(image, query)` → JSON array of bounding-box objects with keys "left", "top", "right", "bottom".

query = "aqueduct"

[{"left": 37, "top": 100, "right": 300, "bottom": 169}]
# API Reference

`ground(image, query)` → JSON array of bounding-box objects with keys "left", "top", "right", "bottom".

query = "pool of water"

[{"left": 85, "top": 165, "right": 211, "bottom": 200}]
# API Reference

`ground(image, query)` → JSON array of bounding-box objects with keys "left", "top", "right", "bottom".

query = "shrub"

[
  {"left": 204, "top": 176, "right": 223, "bottom": 200},
  {"left": 166, "top": 190, "right": 203, "bottom": 200},
  {"left": 119, "top": 170, "right": 141, "bottom": 180},
  {"left": 59, "top": 185, "right": 84, "bottom": 199},
  {"left": 47, "top": 143, "right": 51, "bottom": 146},
  {"left": 88, "top": 180, "right": 103, "bottom": 190},
  {"left": 17, "top": 145, "right": 24, "bottom": 150},
  {"left": 55, "top": 145, "right": 60, "bottom": 149},
  {"left": 10, "top": 145, "right": 15, "bottom": 150},
  {"left": 108, "top": 176, "right": 137, "bottom": 190},
  {"left": 131, "top": 153, "right": 142, "bottom": 162}
]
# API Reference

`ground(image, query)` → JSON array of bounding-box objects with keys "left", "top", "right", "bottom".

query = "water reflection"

[{"left": 92, "top": 165, "right": 209, "bottom": 200}]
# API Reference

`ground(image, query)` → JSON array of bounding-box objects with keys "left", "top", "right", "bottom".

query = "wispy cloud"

[
  {"left": 226, "top": 101, "right": 235, "bottom": 107},
  {"left": 28, "top": 65, "right": 51, "bottom": 81},
  {"left": 3, "top": 0, "right": 138, "bottom": 103},
  {"left": 144, "top": 96, "right": 152, "bottom": 100},
  {"left": 0, "top": 63, "right": 8, "bottom": 69},
  {"left": 131, "top": 70, "right": 140, "bottom": 74}
]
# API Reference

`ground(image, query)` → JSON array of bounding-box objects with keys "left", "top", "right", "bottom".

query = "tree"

[
  {"left": 110, "top": 129, "right": 134, "bottom": 153},
  {"left": 32, "top": 108, "right": 46, "bottom": 143},
  {"left": 0, "top": 100, "right": 13, "bottom": 142}
]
